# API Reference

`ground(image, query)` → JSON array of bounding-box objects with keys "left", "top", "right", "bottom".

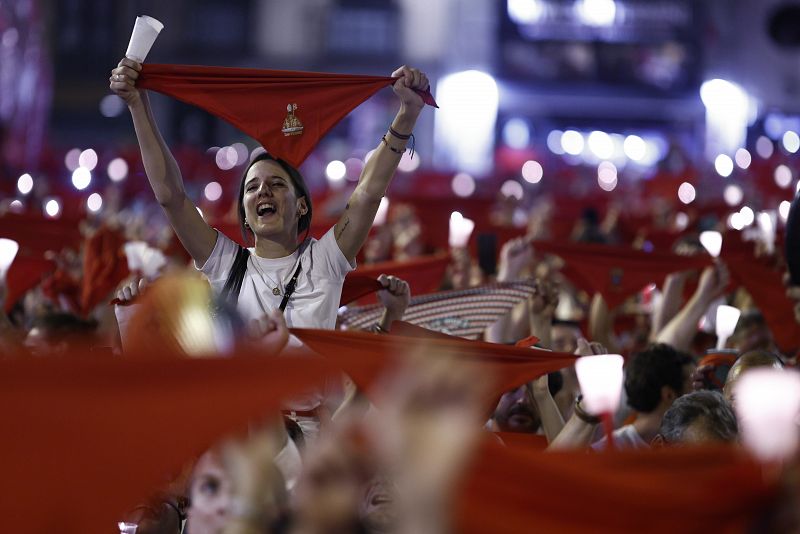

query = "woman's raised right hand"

[{"left": 109, "top": 58, "right": 142, "bottom": 106}]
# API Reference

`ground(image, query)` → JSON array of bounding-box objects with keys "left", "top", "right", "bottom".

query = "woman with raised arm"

[{"left": 109, "top": 58, "right": 430, "bottom": 329}]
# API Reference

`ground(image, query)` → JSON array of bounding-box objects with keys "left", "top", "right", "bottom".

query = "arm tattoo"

[{"left": 336, "top": 217, "right": 350, "bottom": 240}]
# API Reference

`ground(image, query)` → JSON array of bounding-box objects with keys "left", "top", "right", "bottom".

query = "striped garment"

[{"left": 338, "top": 280, "right": 539, "bottom": 340}]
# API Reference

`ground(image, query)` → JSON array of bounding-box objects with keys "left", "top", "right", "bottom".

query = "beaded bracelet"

[{"left": 387, "top": 126, "right": 416, "bottom": 159}]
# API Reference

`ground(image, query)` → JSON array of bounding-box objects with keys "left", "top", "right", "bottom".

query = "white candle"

[
  {"left": 735, "top": 368, "right": 800, "bottom": 462},
  {"left": 0, "top": 238, "right": 19, "bottom": 278},
  {"left": 575, "top": 354, "right": 625, "bottom": 415},
  {"left": 715, "top": 305, "right": 741, "bottom": 349},
  {"left": 699, "top": 231, "right": 722, "bottom": 258},
  {"left": 448, "top": 211, "right": 475, "bottom": 248},
  {"left": 125, "top": 15, "right": 164, "bottom": 63}
]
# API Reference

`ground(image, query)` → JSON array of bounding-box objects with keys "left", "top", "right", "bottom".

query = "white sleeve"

[
  {"left": 314, "top": 227, "right": 356, "bottom": 280},
  {"left": 194, "top": 230, "right": 240, "bottom": 284}
]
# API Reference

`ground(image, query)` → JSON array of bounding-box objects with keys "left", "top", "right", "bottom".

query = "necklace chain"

[{"left": 249, "top": 249, "right": 303, "bottom": 297}]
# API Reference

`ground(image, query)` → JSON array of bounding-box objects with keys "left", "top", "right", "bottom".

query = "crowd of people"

[{"left": 2, "top": 48, "right": 800, "bottom": 534}]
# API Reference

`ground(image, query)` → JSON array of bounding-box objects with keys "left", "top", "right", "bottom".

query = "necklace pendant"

[{"left": 272, "top": 287, "right": 281, "bottom": 296}]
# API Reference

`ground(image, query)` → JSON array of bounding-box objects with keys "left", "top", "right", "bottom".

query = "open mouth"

[{"left": 256, "top": 202, "right": 276, "bottom": 217}]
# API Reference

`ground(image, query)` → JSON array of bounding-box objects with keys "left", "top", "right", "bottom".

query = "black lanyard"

[{"left": 279, "top": 259, "right": 302, "bottom": 312}]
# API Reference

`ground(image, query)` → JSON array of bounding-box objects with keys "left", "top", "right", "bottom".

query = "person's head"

[
  {"left": 728, "top": 310, "right": 776, "bottom": 353},
  {"left": 359, "top": 475, "right": 397, "bottom": 533},
  {"left": 185, "top": 450, "right": 231, "bottom": 534},
  {"left": 723, "top": 350, "right": 784, "bottom": 407},
  {"left": 654, "top": 391, "right": 738, "bottom": 446},
  {"left": 551, "top": 319, "right": 582, "bottom": 354},
  {"left": 237, "top": 151, "right": 312, "bottom": 244},
  {"left": 493, "top": 383, "right": 545, "bottom": 433},
  {"left": 625, "top": 344, "right": 695, "bottom": 415},
  {"left": 24, "top": 312, "right": 98, "bottom": 355}
]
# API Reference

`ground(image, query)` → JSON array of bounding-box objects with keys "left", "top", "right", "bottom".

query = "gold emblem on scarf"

[{"left": 282, "top": 103, "right": 304, "bottom": 136}]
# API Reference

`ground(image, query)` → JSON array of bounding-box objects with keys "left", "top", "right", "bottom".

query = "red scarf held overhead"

[
  {"left": 532, "top": 240, "right": 713, "bottom": 309},
  {"left": 80, "top": 226, "right": 130, "bottom": 315},
  {"left": 138, "top": 64, "right": 438, "bottom": 167}
]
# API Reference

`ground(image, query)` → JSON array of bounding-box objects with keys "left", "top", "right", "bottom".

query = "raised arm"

[
  {"left": 110, "top": 58, "right": 217, "bottom": 266},
  {"left": 334, "top": 66, "right": 429, "bottom": 262}
]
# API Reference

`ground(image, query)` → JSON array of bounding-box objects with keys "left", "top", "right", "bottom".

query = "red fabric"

[
  {"left": 533, "top": 240, "right": 713, "bottom": 308},
  {"left": 340, "top": 274, "right": 383, "bottom": 306},
  {"left": 350, "top": 253, "right": 450, "bottom": 302},
  {"left": 0, "top": 353, "right": 334, "bottom": 534},
  {"left": 0, "top": 213, "right": 83, "bottom": 256},
  {"left": 456, "top": 439, "right": 775, "bottom": 534},
  {"left": 291, "top": 328, "right": 576, "bottom": 404},
  {"left": 724, "top": 253, "right": 800, "bottom": 352},
  {"left": 494, "top": 432, "right": 549, "bottom": 450},
  {"left": 41, "top": 268, "right": 81, "bottom": 311},
  {"left": 138, "top": 64, "right": 437, "bottom": 167},
  {"left": 4, "top": 254, "right": 54, "bottom": 312},
  {"left": 80, "top": 226, "right": 130, "bottom": 314}
]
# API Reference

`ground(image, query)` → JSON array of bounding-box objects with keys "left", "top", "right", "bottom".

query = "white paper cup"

[{"left": 125, "top": 15, "right": 164, "bottom": 63}]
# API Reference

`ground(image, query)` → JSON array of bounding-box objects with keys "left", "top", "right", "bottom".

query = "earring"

[{"left": 244, "top": 219, "right": 250, "bottom": 228}]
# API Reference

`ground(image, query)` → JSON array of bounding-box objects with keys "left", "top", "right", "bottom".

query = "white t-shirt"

[
  {"left": 591, "top": 424, "right": 649, "bottom": 451},
  {"left": 197, "top": 227, "right": 355, "bottom": 329}
]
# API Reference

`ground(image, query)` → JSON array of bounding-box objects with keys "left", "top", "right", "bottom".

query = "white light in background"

[
  {"left": 774, "top": 165, "right": 792, "bottom": 189},
  {"left": 723, "top": 184, "right": 743, "bottom": 206},
  {"left": 508, "top": 0, "right": 544, "bottom": 24},
  {"left": 757, "top": 211, "right": 777, "bottom": 254},
  {"left": 588, "top": 131, "right": 614, "bottom": 160},
  {"left": 17, "top": 173, "right": 33, "bottom": 195},
  {"left": 44, "top": 198, "right": 61, "bottom": 218},
  {"left": 740, "top": 206, "right": 755, "bottom": 226},
  {"left": 434, "top": 70, "right": 499, "bottom": 176},
  {"left": 623, "top": 135, "right": 646, "bottom": 161},
  {"left": 502, "top": 118, "right": 530, "bottom": 149},
  {"left": 325, "top": 160, "right": 347, "bottom": 182},
  {"left": 204, "top": 182, "right": 222, "bottom": 202},
  {"left": 345, "top": 157, "right": 364, "bottom": 182},
  {"left": 783, "top": 131, "right": 800, "bottom": 153},
  {"left": 78, "top": 148, "right": 98, "bottom": 171},
  {"left": 734, "top": 148, "right": 752, "bottom": 169},
  {"left": 107, "top": 158, "right": 129, "bottom": 182},
  {"left": 779, "top": 200, "right": 791, "bottom": 222},
  {"left": 756, "top": 136, "right": 774, "bottom": 159},
  {"left": 71, "top": 167, "right": 92, "bottom": 190},
  {"left": 231, "top": 143, "right": 249, "bottom": 166},
  {"left": 216, "top": 146, "right": 237, "bottom": 170},
  {"left": 674, "top": 212, "right": 689, "bottom": 231},
  {"left": 521, "top": 160, "right": 543, "bottom": 183},
  {"left": 99, "top": 94, "right": 126, "bottom": 117},
  {"left": 700, "top": 79, "right": 752, "bottom": 162},
  {"left": 448, "top": 211, "right": 475, "bottom": 248},
  {"left": 451, "top": 172, "right": 476, "bottom": 197},
  {"left": 561, "top": 130, "right": 585, "bottom": 156},
  {"left": 9, "top": 200, "right": 23, "bottom": 213},
  {"left": 547, "top": 130, "right": 565, "bottom": 154},
  {"left": 597, "top": 162, "right": 618, "bottom": 192},
  {"left": 65, "top": 148, "right": 81, "bottom": 171},
  {"left": 714, "top": 154, "right": 734, "bottom": 177},
  {"left": 729, "top": 212, "right": 745, "bottom": 231},
  {"left": 575, "top": 0, "right": 617, "bottom": 27},
  {"left": 501, "top": 180, "right": 524, "bottom": 200},
  {"left": 87, "top": 193, "right": 103, "bottom": 213},
  {"left": 398, "top": 151, "right": 421, "bottom": 173},
  {"left": 638, "top": 138, "right": 662, "bottom": 166},
  {"left": 678, "top": 182, "right": 696, "bottom": 204}
]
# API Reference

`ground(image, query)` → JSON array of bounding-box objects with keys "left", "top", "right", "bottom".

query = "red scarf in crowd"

[
  {"left": 532, "top": 240, "right": 713, "bottom": 308},
  {"left": 138, "top": 64, "right": 438, "bottom": 167},
  {"left": 80, "top": 225, "right": 129, "bottom": 315}
]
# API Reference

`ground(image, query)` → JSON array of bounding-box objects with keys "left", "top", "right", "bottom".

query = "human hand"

[
  {"left": 695, "top": 262, "right": 730, "bottom": 304},
  {"left": 377, "top": 274, "right": 411, "bottom": 326},
  {"left": 497, "top": 237, "right": 533, "bottom": 282},
  {"left": 109, "top": 57, "right": 143, "bottom": 106},
  {"left": 691, "top": 364, "right": 714, "bottom": 391},
  {"left": 528, "top": 278, "right": 559, "bottom": 317},
  {"left": 247, "top": 309, "right": 289, "bottom": 354},
  {"left": 391, "top": 65, "right": 429, "bottom": 112},
  {"left": 116, "top": 277, "right": 147, "bottom": 304},
  {"left": 574, "top": 338, "right": 607, "bottom": 357}
]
